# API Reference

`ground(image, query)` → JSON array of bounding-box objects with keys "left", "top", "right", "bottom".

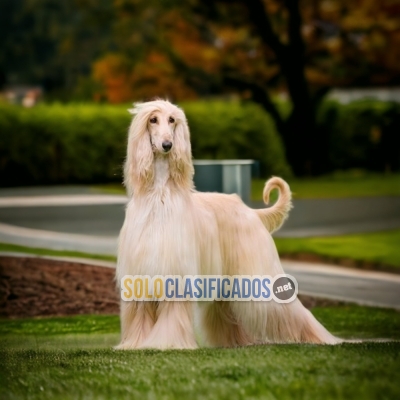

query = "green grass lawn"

[
  {"left": 0, "top": 242, "right": 116, "bottom": 262},
  {"left": 275, "top": 230, "right": 400, "bottom": 270},
  {"left": 1, "top": 306, "right": 399, "bottom": 400},
  {"left": 90, "top": 183, "right": 126, "bottom": 195},
  {"left": 252, "top": 171, "right": 400, "bottom": 200}
]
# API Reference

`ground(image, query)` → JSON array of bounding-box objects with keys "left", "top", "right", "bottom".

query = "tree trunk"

[
  {"left": 246, "top": 0, "right": 322, "bottom": 176},
  {"left": 281, "top": 57, "right": 317, "bottom": 175}
]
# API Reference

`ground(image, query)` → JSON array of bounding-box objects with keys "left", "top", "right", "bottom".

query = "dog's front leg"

[
  {"left": 138, "top": 301, "right": 197, "bottom": 349},
  {"left": 115, "top": 300, "right": 156, "bottom": 350},
  {"left": 201, "top": 302, "right": 254, "bottom": 347}
]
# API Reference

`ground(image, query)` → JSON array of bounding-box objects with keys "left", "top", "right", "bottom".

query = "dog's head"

[
  {"left": 132, "top": 100, "right": 184, "bottom": 155},
  {"left": 124, "top": 100, "right": 194, "bottom": 195}
]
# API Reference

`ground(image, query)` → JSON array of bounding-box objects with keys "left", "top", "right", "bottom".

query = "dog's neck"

[
  {"left": 132, "top": 153, "right": 193, "bottom": 200},
  {"left": 152, "top": 155, "right": 171, "bottom": 195}
]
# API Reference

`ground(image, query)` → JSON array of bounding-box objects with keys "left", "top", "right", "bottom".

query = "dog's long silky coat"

[{"left": 116, "top": 100, "right": 339, "bottom": 349}]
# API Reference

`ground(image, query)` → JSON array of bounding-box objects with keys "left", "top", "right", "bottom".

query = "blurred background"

[
  {"left": 1, "top": 4, "right": 400, "bottom": 386},
  {"left": 1, "top": 0, "right": 400, "bottom": 266},
  {"left": 1, "top": 0, "right": 400, "bottom": 186}
]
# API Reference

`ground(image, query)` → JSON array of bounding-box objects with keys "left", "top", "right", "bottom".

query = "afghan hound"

[{"left": 116, "top": 99, "right": 339, "bottom": 349}]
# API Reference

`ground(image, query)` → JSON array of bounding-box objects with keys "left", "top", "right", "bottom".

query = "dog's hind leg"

[
  {"left": 139, "top": 301, "right": 198, "bottom": 349},
  {"left": 262, "top": 300, "right": 341, "bottom": 344},
  {"left": 115, "top": 301, "right": 157, "bottom": 350},
  {"left": 201, "top": 302, "right": 254, "bottom": 347},
  {"left": 231, "top": 300, "right": 341, "bottom": 345}
]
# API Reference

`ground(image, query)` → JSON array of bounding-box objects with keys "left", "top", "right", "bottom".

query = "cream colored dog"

[{"left": 116, "top": 100, "right": 339, "bottom": 349}]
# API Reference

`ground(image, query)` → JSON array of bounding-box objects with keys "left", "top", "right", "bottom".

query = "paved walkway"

[
  {"left": 283, "top": 260, "right": 400, "bottom": 310},
  {"left": 1, "top": 188, "right": 400, "bottom": 248},
  {"left": 0, "top": 192, "right": 122, "bottom": 255},
  {"left": 0, "top": 222, "right": 117, "bottom": 255},
  {"left": 253, "top": 196, "right": 400, "bottom": 237}
]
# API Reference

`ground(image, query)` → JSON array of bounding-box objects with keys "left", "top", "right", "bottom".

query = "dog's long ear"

[
  {"left": 169, "top": 117, "right": 194, "bottom": 189},
  {"left": 124, "top": 107, "right": 154, "bottom": 196}
]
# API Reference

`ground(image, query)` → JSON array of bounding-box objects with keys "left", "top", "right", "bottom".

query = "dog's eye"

[
  {"left": 149, "top": 117, "right": 157, "bottom": 124},
  {"left": 169, "top": 116, "right": 175, "bottom": 124}
]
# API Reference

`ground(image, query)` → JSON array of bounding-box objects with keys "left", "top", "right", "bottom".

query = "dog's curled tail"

[{"left": 255, "top": 177, "right": 292, "bottom": 234}]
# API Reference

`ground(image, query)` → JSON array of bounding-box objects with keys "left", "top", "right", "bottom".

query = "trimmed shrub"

[
  {"left": 0, "top": 103, "right": 130, "bottom": 186},
  {"left": 0, "top": 101, "right": 291, "bottom": 186},
  {"left": 181, "top": 100, "right": 292, "bottom": 178},
  {"left": 317, "top": 100, "right": 400, "bottom": 172}
]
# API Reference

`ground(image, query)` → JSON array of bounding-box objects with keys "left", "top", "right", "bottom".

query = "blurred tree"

[
  {"left": 2, "top": 0, "right": 400, "bottom": 174},
  {"left": 159, "top": 0, "right": 400, "bottom": 174},
  {"left": 0, "top": 0, "right": 114, "bottom": 96},
  {"left": 91, "top": 2, "right": 211, "bottom": 101},
  {"left": 91, "top": 0, "right": 400, "bottom": 174}
]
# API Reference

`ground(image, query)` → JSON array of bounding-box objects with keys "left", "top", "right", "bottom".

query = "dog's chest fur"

[{"left": 118, "top": 157, "right": 199, "bottom": 277}]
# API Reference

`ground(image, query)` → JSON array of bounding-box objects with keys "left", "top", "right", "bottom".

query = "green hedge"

[
  {"left": 317, "top": 100, "right": 400, "bottom": 172},
  {"left": 2, "top": 99, "right": 397, "bottom": 187},
  {"left": 182, "top": 101, "right": 291, "bottom": 178},
  {"left": 0, "top": 103, "right": 129, "bottom": 186},
  {"left": 0, "top": 101, "right": 291, "bottom": 186}
]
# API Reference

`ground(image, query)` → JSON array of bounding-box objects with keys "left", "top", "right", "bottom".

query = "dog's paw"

[
  {"left": 137, "top": 338, "right": 198, "bottom": 350},
  {"left": 114, "top": 342, "right": 137, "bottom": 350}
]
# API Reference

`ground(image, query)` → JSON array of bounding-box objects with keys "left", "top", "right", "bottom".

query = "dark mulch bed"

[
  {"left": 0, "top": 256, "right": 344, "bottom": 319},
  {"left": 0, "top": 256, "right": 119, "bottom": 318}
]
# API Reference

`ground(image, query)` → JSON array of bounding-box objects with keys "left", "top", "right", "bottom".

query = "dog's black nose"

[{"left": 162, "top": 141, "right": 173, "bottom": 151}]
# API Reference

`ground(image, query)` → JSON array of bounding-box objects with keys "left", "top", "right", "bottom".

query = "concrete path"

[
  {"left": 0, "top": 222, "right": 117, "bottom": 255},
  {"left": 283, "top": 260, "right": 400, "bottom": 310},
  {"left": 0, "top": 189, "right": 400, "bottom": 245},
  {"left": 254, "top": 196, "right": 400, "bottom": 237}
]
